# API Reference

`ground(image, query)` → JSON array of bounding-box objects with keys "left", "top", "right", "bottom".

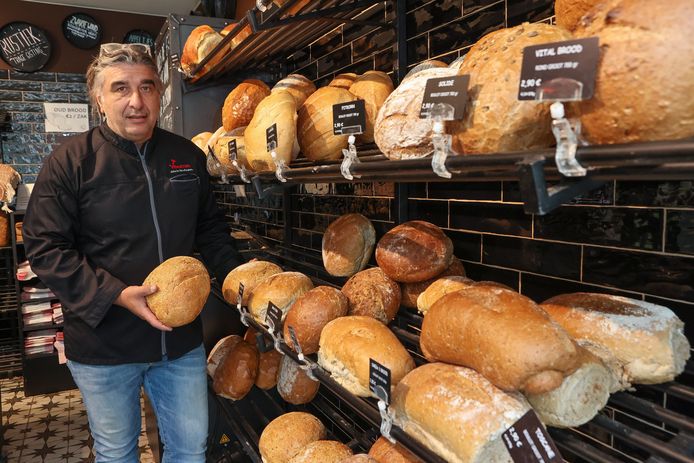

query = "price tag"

[
  {"left": 518, "top": 37, "right": 599, "bottom": 101},
  {"left": 265, "top": 301, "right": 282, "bottom": 332},
  {"left": 419, "top": 75, "right": 469, "bottom": 119},
  {"left": 228, "top": 139, "right": 238, "bottom": 162},
  {"left": 369, "top": 359, "right": 391, "bottom": 404},
  {"left": 502, "top": 410, "right": 563, "bottom": 463},
  {"left": 266, "top": 124, "right": 278, "bottom": 152},
  {"left": 333, "top": 99, "right": 366, "bottom": 135},
  {"left": 287, "top": 325, "right": 301, "bottom": 353},
  {"left": 237, "top": 282, "right": 244, "bottom": 307}
]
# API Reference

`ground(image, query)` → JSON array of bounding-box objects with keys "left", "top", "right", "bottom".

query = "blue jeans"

[{"left": 67, "top": 344, "right": 208, "bottom": 463}]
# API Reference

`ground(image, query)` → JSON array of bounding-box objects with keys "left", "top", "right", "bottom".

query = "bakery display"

[
  {"left": 420, "top": 286, "right": 580, "bottom": 394},
  {"left": 288, "top": 440, "right": 353, "bottom": 463},
  {"left": 318, "top": 316, "right": 415, "bottom": 398},
  {"left": 322, "top": 213, "right": 376, "bottom": 277},
  {"left": 391, "top": 363, "right": 530, "bottom": 463},
  {"left": 272, "top": 74, "right": 316, "bottom": 107},
  {"left": 222, "top": 260, "right": 283, "bottom": 306},
  {"left": 283, "top": 286, "right": 349, "bottom": 354},
  {"left": 212, "top": 340, "right": 259, "bottom": 401},
  {"left": 143, "top": 256, "right": 210, "bottom": 327},
  {"left": 341, "top": 268, "right": 401, "bottom": 324},
  {"left": 400, "top": 257, "right": 466, "bottom": 309},
  {"left": 375, "top": 221, "right": 453, "bottom": 283},
  {"left": 222, "top": 79, "right": 271, "bottom": 131},
  {"left": 368, "top": 437, "right": 422, "bottom": 463},
  {"left": 348, "top": 71, "right": 394, "bottom": 144},
  {"left": 297, "top": 86, "right": 356, "bottom": 161},
  {"left": 206, "top": 335, "right": 242, "bottom": 378},
  {"left": 247, "top": 271, "right": 314, "bottom": 324},
  {"left": 542, "top": 293, "right": 691, "bottom": 384},
  {"left": 554, "top": 0, "right": 600, "bottom": 31},
  {"left": 259, "top": 412, "right": 327, "bottom": 463},
  {"left": 277, "top": 355, "right": 320, "bottom": 405}
]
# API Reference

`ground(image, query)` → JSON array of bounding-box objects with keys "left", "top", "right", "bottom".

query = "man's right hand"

[{"left": 115, "top": 285, "right": 172, "bottom": 332}]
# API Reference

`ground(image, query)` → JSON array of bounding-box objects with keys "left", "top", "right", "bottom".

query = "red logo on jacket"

[{"left": 169, "top": 159, "right": 192, "bottom": 170}]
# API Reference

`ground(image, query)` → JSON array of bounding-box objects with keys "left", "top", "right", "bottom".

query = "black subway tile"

[
  {"left": 9, "top": 70, "right": 56, "bottom": 81},
  {"left": 407, "top": 0, "right": 463, "bottom": 39},
  {"left": 460, "top": 262, "right": 519, "bottom": 290},
  {"left": 335, "top": 183, "right": 373, "bottom": 196},
  {"left": 291, "top": 228, "right": 314, "bottom": 249},
  {"left": 0, "top": 69, "right": 7, "bottom": 79},
  {"left": 292, "top": 62, "right": 318, "bottom": 81},
  {"left": 407, "top": 199, "right": 448, "bottom": 227},
  {"left": 428, "top": 181, "right": 501, "bottom": 200},
  {"left": 520, "top": 273, "right": 637, "bottom": 304},
  {"left": 535, "top": 206, "right": 663, "bottom": 251},
  {"left": 406, "top": 34, "right": 429, "bottom": 65},
  {"left": 291, "top": 194, "right": 314, "bottom": 213},
  {"left": 407, "top": 0, "right": 432, "bottom": 12},
  {"left": 287, "top": 48, "right": 311, "bottom": 73},
  {"left": 333, "top": 57, "right": 376, "bottom": 77},
  {"left": 374, "top": 48, "right": 395, "bottom": 73},
  {"left": 462, "top": 0, "right": 502, "bottom": 15},
  {"left": 353, "top": 28, "right": 395, "bottom": 62},
  {"left": 300, "top": 213, "right": 332, "bottom": 233},
  {"left": 665, "top": 210, "right": 694, "bottom": 256},
  {"left": 583, "top": 247, "right": 694, "bottom": 302},
  {"left": 503, "top": 181, "right": 614, "bottom": 205},
  {"left": 616, "top": 181, "right": 694, "bottom": 207},
  {"left": 407, "top": 182, "right": 427, "bottom": 199},
  {"left": 506, "top": 0, "right": 555, "bottom": 27},
  {"left": 447, "top": 229, "right": 481, "bottom": 262},
  {"left": 317, "top": 46, "right": 351, "bottom": 77},
  {"left": 310, "top": 27, "right": 343, "bottom": 61},
  {"left": 343, "top": 3, "right": 386, "bottom": 42},
  {"left": 374, "top": 182, "right": 395, "bottom": 197},
  {"left": 483, "top": 235, "right": 581, "bottom": 280},
  {"left": 314, "top": 196, "right": 391, "bottom": 221},
  {"left": 429, "top": 2, "right": 504, "bottom": 58},
  {"left": 450, "top": 202, "right": 532, "bottom": 237}
]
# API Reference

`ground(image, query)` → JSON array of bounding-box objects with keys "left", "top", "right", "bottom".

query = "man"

[{"left": 23, "top": 43, "right": 242, "bottom": 462}]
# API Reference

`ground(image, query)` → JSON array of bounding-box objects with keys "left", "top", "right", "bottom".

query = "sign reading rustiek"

[
  {"left": 266, "top": 123, "right": 278, "bottom": 152},
  {"left": 502, "top": 410, "right": 563, "bottom": 463},
  {"left": 419, "top": 74, "right": 470, "bottom": 119},
  {"left": 332, "top": 99, "right": 366, "bottom": 135},
  {"left": 266, "top": 301, "right": 282, "bottom": 332},
  {"left": 44, "top": 103, "right": 89, "bottom": 133},
  {"left": 518, "top": 37, "right": 599, "bottom": 101},
  {"left": 0, "top": 22, "right": 51, "bottom": 72},
  {"left": 63, "top": 13, "right": 102, "bottom": 49},
  {"left": 124, "top": 29, "right": 155, "bottom": 48},
  {"left": 369, "top": 358, "right": 391, "bottom": 404}
]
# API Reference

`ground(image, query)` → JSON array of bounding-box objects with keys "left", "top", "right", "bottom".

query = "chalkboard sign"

[
  {"left": 124, "top": 29, "right": 155, "bottom": 48},
  {"left": 62, "top": 13, "right": 102, "bottom": 49},
  {"left": 0, "top": 22, "right": 51, "bottom": 72}
]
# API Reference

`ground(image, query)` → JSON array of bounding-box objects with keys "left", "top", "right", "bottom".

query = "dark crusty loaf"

[
  {"left": 341, "top": 268, "right": 401, "bottom": 324},
  {"left": 322, "top": 213, "right": 375, "bottom": 277}
]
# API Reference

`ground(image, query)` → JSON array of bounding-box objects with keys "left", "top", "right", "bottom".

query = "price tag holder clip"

[
  {"left": 369, "top": 359, "right": 395, "bottom": 443},
  {"left": 207, "top": 147, "right": 229, "bottom": 184},
  {"left": 333, "top": 100, "right": 366, "bottom": 181},
  {"left": 265, "top": 302, "right": 284, "bottom": 352},
  {"left": 340, "top": 135, "right": 361, "bottom": 180},
  {"left": 236, "top": 283, "right": 251, "bottom": 327},
  {"left": 287, "top": 325, "right": 318, "bottom": 380},
  {"left": 429, "top": 103, "right": 455, "bottom": 179}
]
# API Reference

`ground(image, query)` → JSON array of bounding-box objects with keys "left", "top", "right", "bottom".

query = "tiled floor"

[{"left": 0, "top": 377, "right": 155, "bottom": 463}]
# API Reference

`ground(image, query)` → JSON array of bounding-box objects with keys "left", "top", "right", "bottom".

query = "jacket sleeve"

[{"left": 23, "top": 152, "right": 127, "bottom": 329}]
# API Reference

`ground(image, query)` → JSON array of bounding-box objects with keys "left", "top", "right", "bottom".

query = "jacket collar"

[{"left": 99, "top": 122, "right": 160, "bottom": 156}]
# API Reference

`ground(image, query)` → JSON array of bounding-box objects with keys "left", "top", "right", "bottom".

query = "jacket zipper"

[{"left": 136, "top": 142, "right": 167, "bottom": 358}]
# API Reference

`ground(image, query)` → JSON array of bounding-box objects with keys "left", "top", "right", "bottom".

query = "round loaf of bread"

[
  {"left": 212, "top": 340, "right": 259, "bottom": 401},
  {"left": 374, "top": 66, "right": 457, "bottom": 160},
  {"left": 213, "top": 131, "right": 247, "bottom": 174},
  {"left": 283, "top": 286, "right": 349, "bottom": 355},
  {"left": 400, "top": 257, "right": 466, "bottom": 309},
  {"left": 207, "top": 335, "right": 242, "bottom": 378},
  {"left": 222, "top": 261, "right": 283, "bottom": 306},
  {"left": 376, "top": 221, "right": 453, "bottom": 283},
  {"left": 401, "top": 59, "right": 448, "bottom": 82},
  {"left": 391, "top": 363, "right": 530, "bottom": 463},
  {"left": 349, "top": 71, "right": 394, "bottom": 144},
  {"left": 318, "top": 316, "right": 415, "bottom": 398},
  {"left": 277, "top": 355, "right": 320, "bottom": 405},
  {"left": 329, "top": 73, "right": 358, "bottom": 89},
  {"left": 322, "top": 213, "right": 376, "bottom": 277},
  {"left": 575, "top": 0, "right": 694, "bottom": 144},
  {"left": 368, "top": 437, "right": 422, "bottom": 463},
  {"left": 542, "top": 293, "right": 691, "bottom": 384},
  {"left": 420, "top": 287, "right": 580, "bottom": 394},
  {"left": 244, "top": 90, "right": 300, "bottom": 172},
  {"left": 248, "top": 271, "right": 314, "bottom": 325},
  {"left": 259, "top": 412, "right": 327, "bottom": 463},
  {"left": 272, "top": 74, "right": 316, "bottom": 107},
  {"left": 450, "top": 23, "right": 572, "bottom": 155},
  {"left": 191, "top": 131, "right": 213, "bottom": 151},
  {"left": 222, "top": 79, "right": 271, "bottom": 131},
  {"left": 257, "top": 349, "right": 282, "bottom": 390},
  {"left": 143, "top": 256, "right": 210, "bottom": 327},
  {"left": 340, "top": 455, "right": 378, "bottom": 463},
  {"left": 297, "top": 86, "right": 356, "bottom": 161},
  {"left": 341, "top": 268, "right": 401, "bottom": 324},
  {"left": 554, "top": 0, "right": 600, "bottom": 31},
  {"left": 180, "top": 25, "right": 224, "bottom": 80},
  {"left": 416, "top": 277, "right": 513, "bottom": 314},
  {"left": 288, "top": 441, "right": 353, "bottom": 463}
]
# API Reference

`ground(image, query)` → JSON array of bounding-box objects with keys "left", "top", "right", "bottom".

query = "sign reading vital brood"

[
  {"left": 0, "top": 22, "right": 51, "bottom": 72},
  {"left": 63, "top": 13, "right": 102, "bottom": 49}
]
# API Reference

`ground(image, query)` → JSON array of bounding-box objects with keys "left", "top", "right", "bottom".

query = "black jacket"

[{"left": 23, "top": 124, "right": 242, "bottom": 364}]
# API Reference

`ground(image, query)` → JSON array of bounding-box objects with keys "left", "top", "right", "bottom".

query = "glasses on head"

[{"left": 99, "top": 42, "right": 152, "bottom": 57}]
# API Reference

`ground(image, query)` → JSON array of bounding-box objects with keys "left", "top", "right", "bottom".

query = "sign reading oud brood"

[{"left": 0, "top": 22, "right": 51, "bottom": 72}]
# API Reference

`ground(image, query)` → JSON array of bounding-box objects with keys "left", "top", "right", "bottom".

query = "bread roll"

[
  {"left": 349, "top": 71, "right": 394, "bottom": 144},
  {"left": 575, "top": 0, "right": 694, "bottom": 144},
  {"left": 391, "top": 363, "right": 531, "bottom": 463},
  {"left": 277, "top": 355, "right": 320, "bottom": 405},
  {"left": 329, "top": 73, "right": 358, "bottom": 89},
  {"left": 297, "top": 86, "right": 356, "bottom": 161},
  {"left": 288, "top": 441, "right": 353, "bottom": 463},
  {"left": 143, "top": 256, "right": 210, "bottom": 327},
  {"left": 248, "top": 271, "right": 314, "bottom": 324},
  {"left": 341, "top": 268, "right": 401, "bottom": 324},
  {"left": 401, "top": 257, "right": 466, "bottom": 309},
  {"left": 340, "top": 455, "right": 377, "bottom": 463},
  {"left": 416, "top": 277, "right": 512, "bottom": 314},
  {"left": 420, "top": 286, "right": 580, "bottom": 394},
  {"left": 318, "top": 316, "right": 415, "bottom": 398},
  {"left": 212, "top": 340, "right": 259, "bottom": 401},
  {"left": 376, "top": 221, "right": 453, "bottom": 283},
  {"left": 368, "top": 437, "right": 422, "bottom": 463},
  {"left": 374, "top": 66, "right": 457, "bottom": 160},
  {"left": 283, "top": 286, "right": 349, "bottom": 355},
  {"left": 207, "top": 335, "right": 242, "bottom": 378},
  {"left": 450, "top": 23, "right": 572, "bottom": 155},
  {"left": 542, "top": 293, "right": 691, "bottom": 384},
  {"left": 322, "top": 213, "right": 375, "bottom": 277},
  {"left": 272, "top": 74, "right": 316, "bottom": 107},
  {"left": 191, "top": 131, "right": 213, "bottom": 151},
  {"left": 525, "top": 344, "right": 613, "bottom": 428},
  {"left": 260, "top": 412, "right": 327, "bottom": 463},
  {"left": 180, "top": 25, "right": 224, "bottom": 80},
  {"left": 554, "top": 0, "right": 600, "bottom": 31},
  {"left": 222, "top": 261, "right": 283, "bottom": 306},
  {"left": 244, "top": 90, "right": 300, "bottom": 172},
  {"left": 222, "top": 80, "right": 271, "bottom": 131}
]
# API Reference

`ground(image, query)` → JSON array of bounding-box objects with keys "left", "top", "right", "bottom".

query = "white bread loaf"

[
  {"left": 180, "top": 25, "right": 224, "bottom": 81},
  {"left": 420, "top": 286, "right": 580, "bottom": 394},
  {"left": 297, "top": 86, "right": 356, "bottom": 161},
  {"left": 277, "top": 355, "right": 320, "bottom": 405},
  {"left": 259, "top": 412, "right": 327, "bottom": 463},
  {"left": 554, "top": 0, "right": 601, "bottom": 31},
  {"left": 575, "top": 0, "right": 694, "bottom": 144},
  {"left": 222, "top": 79, "right": 271, "bottom": 131},
  {"left": 272, "top": 74, "right": 316, "bottom": 107},
  {"left": 318, "top": 316, "right": 415, "bottom": 398},
  {"left": 322, "top": 213, "right": 375, "bottom": 277},
  {"left": 341, "top": 268, "right": 401, "bottom": 324},
  {"left": 206, "top": 335, "right": 242, "bottom": 378},
  {"left": 391, "top": 363, "right": 531, "bottom": 463},
  {"left": 212, "top": 340, "right": 259, "bottom": 401},
  {"left": 288, "top": 441, "right": 353, "bottom": 463},
  {"left": 222, "top": 260, "right": 283, "bottom": 306},
  {"left": 244, "top": 90, "right": 300, "bottom": 172},
  {"left": 416, "top": 277, "right": 511, "bottom": 314},
  {"left": 349, "top": 71, "right": 394, "bottom": 144},
  {"left": 542, "top": 293, "right": 691, "bottom": 384},
  {"left": 400, "top": 257, "right": 466, "bottom": 309},
  {"left": 368, "top": 437, "right": 422, "bottom": 463},
  {"left": 248, "top": 271, "right": 314, "bottom": 324}
]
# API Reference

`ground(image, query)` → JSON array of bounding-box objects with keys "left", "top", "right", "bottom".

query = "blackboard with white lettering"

[
  {"left": 502, "top": 410, "right": 563, "bottom": 463},
  {"left": 62, "top": 13, "right": 102, "bottom": 49},
  {"left": 0, "top": 22, "right": 51, "bottom": 72},
  {"left": 124, "top": 29, "right": 155, "bottom": 48}
]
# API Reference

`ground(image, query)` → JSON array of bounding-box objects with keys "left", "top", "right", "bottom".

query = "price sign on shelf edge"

[
  {"left": 501, "top": 410, "right": 563, "bottom": 463},
  {"left": 369, "top": 358, "right": 391, "bottom": 404},
  {"left": 332, "top": 99, "right": 366, "bottom": 135},
  {"left": 265, "top": 301, "right": 282, "bottom": 332},
  {"left": 419, "top": 74, "right": 470, "bottom": 120},
  {"left": 266, "top": 123, "right": 278, "bottom": 152}
]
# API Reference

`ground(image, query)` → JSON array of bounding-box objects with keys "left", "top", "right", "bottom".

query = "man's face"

[{"left": 97, "top": 63, "right": 160, "bottom": 145}]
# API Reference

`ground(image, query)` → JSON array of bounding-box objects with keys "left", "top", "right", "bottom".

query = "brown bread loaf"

[
  {"left": 329, "top": 73, "right": 358, "bottom": 89},
  {"left": 322, "top": 213, "right": 376, "bottom": 277},
  {"left": 277, "top": 355, "right": 320, "bottom": 405},
  {"left": 297, "top": 86, "right": 356, "bottom": 161},
  {"left": 212, "top": 340, "right": 259, "bottom": 401},
  {"left": 272, "top": 74, "right": 316, "bottom": 107},
  {"left": 222, "top": 260, "right": 283, "bottom": 306},
  {"left": 554, "top": 0, "right": 601, "bottom": 31},
  {"left": 180, "top": 25, "right": 224, "bottom": 81},
  {"left": 206, "top": 335, "right": 242, "bottom": 378},
  {"left": 416, "top": 277, "right": 511, "bottom": 314},
  {"left": 349, "top": 71, "right": 394, "bottom": 144},
  {"left": 368, "top": 437, "right": 422, "bottom": 463},
  {"left": 222, "top": 79, "right": 271, "bottom": 131},
  {"left": 341, "top": 268, "right": 401, "bottom": 324},
  {"left": 400, "top": 257, "right": 466, "bottom": 309},
  {"left": 288, "top": 441, "right": 353, "bottom": 463},
  {"left": 248, "top": 271, "right": 314, "bottom": 325},
  {"left": 259, "top": 412, "right": 327, "bottom": 463}
]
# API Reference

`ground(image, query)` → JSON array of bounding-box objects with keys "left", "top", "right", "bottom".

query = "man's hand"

[{"left": 115, "top": 285, "right": 172, "bottom": 332}]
